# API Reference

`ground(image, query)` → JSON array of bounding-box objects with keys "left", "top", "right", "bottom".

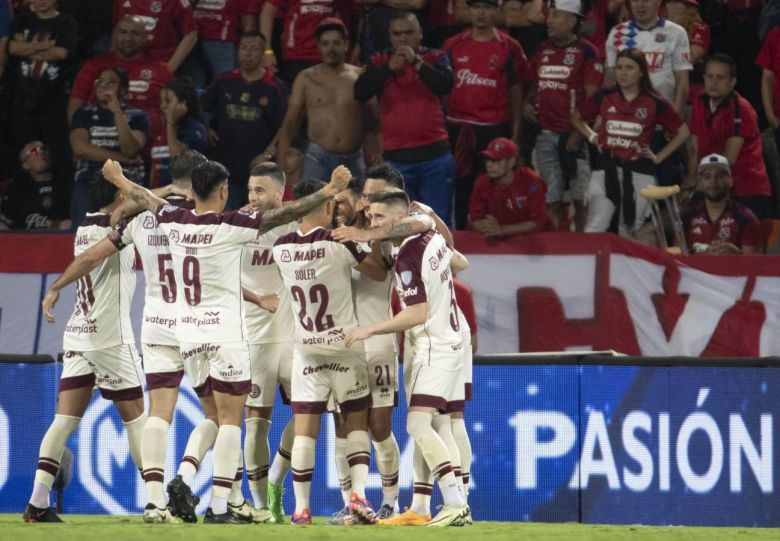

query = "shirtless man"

[{"left": 277, "top": 17, "right": 380, "bottom": 182}]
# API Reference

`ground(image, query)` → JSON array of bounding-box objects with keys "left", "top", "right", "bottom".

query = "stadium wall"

[{"left": 0, "top": 357, "right": 778, "bottom": 526}]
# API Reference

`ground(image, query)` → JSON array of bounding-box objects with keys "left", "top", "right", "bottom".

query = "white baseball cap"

[
  {"left": 550, "top": 0, "right": 583, "bottom": 16},
  {"left": 698, "top": 153, "right": 731, "bottom": 174}
]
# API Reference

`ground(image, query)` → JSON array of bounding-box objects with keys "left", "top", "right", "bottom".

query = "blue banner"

[{"left": 1, "top": 362, "right": 777, "bottom": 526}]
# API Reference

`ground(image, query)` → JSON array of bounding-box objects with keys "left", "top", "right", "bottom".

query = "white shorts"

[
  {"left": 460, "top": 335, "right": 473, "bottom": 401},
  {"left": 60, "top": 344, "right": 144, "bottom": 401},
  {"left": 246, "top": 341, "right": 293, "bottom": 408},
  {"left": 179, "top": 342, "right": 251, "bottom": 396},
  {"left": 291, "top": 346, "right": 372, "bottom": 415},
  {"left": 142, "top": 343, "right": 212, "bottom": 396},
  {"left": 405, "top": 349, "right": 465, "bottom": 414}
]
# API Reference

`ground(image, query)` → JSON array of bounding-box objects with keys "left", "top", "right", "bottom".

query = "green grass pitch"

[{"left": 1, "top": 515, "right": 777, "bottom": 541}]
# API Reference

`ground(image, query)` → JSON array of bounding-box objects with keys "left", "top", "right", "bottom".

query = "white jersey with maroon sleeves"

[
  {"left": 63, "top": 213, "right": 136, "bottom": 351},
  {"left": 155, "top": 204, "right": 262, "bottom": 344},
  {"left": 119, "top": 197, "right": 192, "bottom": 346},
  {"left": 395, "top": 229, "right": 463, "bottom": 360},
  {"left": 352, "top": 241, "right": 396, "bottom": 353},
  {"left": 273, "top": 227, "right": 367, "bottom": 354},
  {"left": 241, "top": 222, "right": 298, "bottom": 344}
]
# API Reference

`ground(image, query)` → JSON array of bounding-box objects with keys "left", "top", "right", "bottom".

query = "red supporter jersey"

[
  {"left": 194, "top": 0, "right": 259, "bottom": 42},
  {"left": 682, "top": 198, "right": 761, "bottom": 253},
  {"left": 370, "top": 47, "right": 451, "bottom": 151},
  {"left": 268, "top": 0, "right": 349, "bottom": 61},
  {"left": 690, "top": 20, "right": 710, "bottom": 51},
  {"left": 578, "top": 86, "right": 684, "bottom": 161},
  {"left": 690, "top": 93, "right": 771, "bottom": 197},
  {"left": 113, "top": 0, "right": 197, "bottom": 62},
  {"left": 427, "top": 0, "right": 459, "bottom": 28},
  {"left": 468, "top": 167, "right": 550, "bottom": 229},
  {"left": 442, "top": 30, "right": 531, "bottom": 125},
  {"left": 756, "top": 26, "right": 780, "bottom": 118},
  {"left": 453, "top": 278, "right": 477, "bottom": 333},
  {"left": 584, "top": 0, "right": 610, "bottom": 57},
  {"left": 532, "top": 38, "right": 603, "bottom": 133}
]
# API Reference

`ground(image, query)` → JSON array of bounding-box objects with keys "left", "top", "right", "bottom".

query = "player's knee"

[{"left": 406, "top": 411, "right": 434, "bottom": 441}]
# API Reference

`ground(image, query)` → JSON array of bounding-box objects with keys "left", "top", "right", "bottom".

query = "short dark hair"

[
  {"left": 191, "top": 161, "right": 229, "bottom": 200},
  {"left": 171, "top": 149, "right": 207, "bottom": 182},
  {"left": 367, "top": 188, "right": 410, "bottom": 209},
  {"left": 293, "top": 178, "right": 327, "bottom": 200},
  {"left": 249, "top": 162, "right": 286, "bottom": 186},
  {"left": 90, "top": 170, "right": 119, "bottom": 211},
  {"left": 389, "top": 9, "right": 419, "bottom": 26},
  {"left": 346, "top": 177, "right": 363, "bottom": 197},
  {"left": 707, "top": 53, "right": 738, "bottom": 79},
  {"left": 239, "top": 30, "right": 267, "bottom": 44},
  {"left": 365, "top": 163, "right": 405, "bottom": 190}
]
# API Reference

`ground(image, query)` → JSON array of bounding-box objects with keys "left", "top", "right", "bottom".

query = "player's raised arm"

[
  {"left": 41, "top": 237, "right": 120, "bottom": 323},
  {"left": 345, "top": 303, "right": 428, "bottom": 347},
  {"left": 102, "top": 159, "right": 167, "bottom": 214},
  {"left": 451, "top": 249, "right": 469, "bottom": 273},
  {"left": 258, "top": 165, "right": 352, "bottom": 234},
  {"left": 332, "top": 213, "right": 434, "bottom": 243},
  {"left": 355, "top": 241, "right": 389, "bottom": 282}
]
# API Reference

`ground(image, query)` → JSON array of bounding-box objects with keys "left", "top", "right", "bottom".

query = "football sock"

[
  {"left": 268, "top": 418, "right": 294, "bottom": 486},
  {"left": 291, "top": 436, "right": 316, "bottom": 514},
  {"left": 30, "top": 414, "right": 80, "bottom": 508},
  {"left": 141, "top": 416, "right": 169, "bottom": 509},
  {"left": 245, "top": 417, "right": 271, "bottom": 508},
  {"left": 432, "top": 413, "right": 464, "bottom": 498},
  {"left": 334, "top": 436, "right": 352, "bottom": 506},
  {"left": 407, "top": 411, "right": 464, "bottom": 508},
  {"left": 210, "top": 424, "right": 241, "bottom": 515},
  {"left": 228, "top": 462, "right": 245, "bottom": 507},
  {"left": 346, "top": 430, "right": 371, "bottom": 499},
  {"left": 372, "top": 434, "right": 400, "bottom": 507},
  {"left": 178, "top": 418, "right": 218, "bottom": 487},
  {"left": 410, "top": 442, "right": 432, "bottom": 516},
  {"left": 123, "top": 412, "right": 147, "bottom": 471},
  {"left": 451, "top": 417, "right": 472, "bottom": 500}
]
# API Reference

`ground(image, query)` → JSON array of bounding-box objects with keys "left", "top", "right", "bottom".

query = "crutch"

[{"left": 639, "top": 184, "right": 687, "bottom": 254}]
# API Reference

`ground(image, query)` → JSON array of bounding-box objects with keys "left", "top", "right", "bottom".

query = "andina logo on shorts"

[{"left": 220, "top": 363, "right": 243, "bottom": 378}]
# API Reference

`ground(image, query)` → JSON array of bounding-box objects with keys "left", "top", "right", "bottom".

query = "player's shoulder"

[{"left": 397, "top": 228, "right": 437, "bottom": 259}]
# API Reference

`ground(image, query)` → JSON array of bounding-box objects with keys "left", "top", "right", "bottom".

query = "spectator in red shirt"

[
  {"left": 665, "top": 0, "right": 709, "bottom": 104},
  {"left": 682, "top": 154, "right": 761, "bottom": 254},
  {"left": 688, "top": 54, "right": 771, "bottom": 219},
  {"left": 442, "top": 0, "right": 531, "bottom": 229},
  {"left": 468, "top": 137, "right": 550, "bottom": 237},
  {"left": 112, "top": 0, "right": 198, "bottom": 71},
  {"left": 182, "top": 0, "right": 259, "bottom": 87}
]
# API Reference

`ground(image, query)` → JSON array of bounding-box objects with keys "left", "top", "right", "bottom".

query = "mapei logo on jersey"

[
  {"left": 538, "top": 65, "right": 571, "bottom": 80},
  {"left": 143, "top": 215, "right": 157, "bottom": 229},
  {"left": 280, "top": 249, "right": 292, "bottom": 262},
  {"left": 429, "top": 256, "right": 439, "bottom": 270},
  {"left": 606, "top": 120, "right": 643, "bottom": 138},
  {"left": 169, "top": 229, "right": 180, "bottom": 243}
]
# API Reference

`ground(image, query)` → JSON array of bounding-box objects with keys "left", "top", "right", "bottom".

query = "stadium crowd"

[{"left": 1, "top": 0, "right": 779, "bottom": 253}]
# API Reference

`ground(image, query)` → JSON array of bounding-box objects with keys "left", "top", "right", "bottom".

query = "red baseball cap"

[
  {"left": 482, "top": 137, "right": 519, "bottom": 160},
  {"left": 316, "top": 17, "right": 348, "bottom": 39}
]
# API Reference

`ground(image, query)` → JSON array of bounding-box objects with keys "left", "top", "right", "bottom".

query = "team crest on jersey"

[
  {"left": 151, "top": 1, "right": 162, "bottom": 13},
  {"left": 259, "top": 96, "right": 269, "bottom": 106},
  {"left": 240, "top": 92, "right": 250, "bottom": 103},
  {"left": 249, "top": 384, "right": 261, "bottom": 399},
  {"left": 719, "top": 227, "right": 731, "bottom": 239},
  {"left": 141, "top": 69, "right": 152, "bottom": 80},
  {"left": 655, "top": 33, "right": 666, "bottom": 42},
  {"left": 169, "top": 230, "right": 180, "bottom": 243},
  {"left": 635, "top": 107, "right": 648, "bottom": 120},
  {"left": 400, "top": 270, "right": 413, "bottom": 286},
  {"left": 429, "top": 256, "right": 439, "bottom": 270},
  {"left": 489, "top": 53, "right": 500, "bottom": 71},
  {"left": 280, "top": 249, "right": 292, "bottom": 262},
  {"left": 563, "top": 54, "right": 575, "bottom": 66},
  {"left": 143, "top": 215, "right": 156, "bottom": 229}
]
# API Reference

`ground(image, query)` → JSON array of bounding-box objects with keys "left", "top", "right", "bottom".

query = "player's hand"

[
  {"left": 326, "top": 165, "right": 352, "bottom": 195},
  {"left": 409, "top": 200, "right": 434, "bottom": 217},
  {"left": 102, "top": 160, "right": 124, "bottom": 185},
  {"left": 42, "top": 288, "right": 60, "bottom": 323},
  {"left": 345, "top": 326, "right": 373, "bottom": 347},
  {"left": 332, "top": 225, "right": 371, "bottom": 243},
  {"left": 257, "top": 293, "right": 280, "bottom": 312}
]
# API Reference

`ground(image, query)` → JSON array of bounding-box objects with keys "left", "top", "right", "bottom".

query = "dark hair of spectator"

[
  {"left": 293, "top": 178, "right": 327, "bottom": 200},
  {"left": 707, "top": 53, "right": 738, "bottom": 79},
  {"left": 240, "top": 30, "right": 267, "bottom": 45},
  {"left": 367, "top": 188, "right": 410, "bottom": 209},
  {"left": 390, "top": 9, "right": 419, "bottom": 26},
  {"left": 617, "top": 48, "right": 656, "bottom": 96},
  {"left": 99, "top": 67, "right": 130, "bottom": 95},
  {"left": 250, "top": 162, "right": 286, "bottom": 185},
  {"left": 165, "top": 77, "right": 204, "bottom": 123},
  {"left": 90, "top": 171, "right": 119, "bottom": 211},
  {"left": 171, "top": 149, "right": 208, "bottom": 183},
  {"left": 365, "top": 163, "right": 405, "bottom": 190},
  {"left": 191, "top": 161, "right": 229, "bottom": 200}
]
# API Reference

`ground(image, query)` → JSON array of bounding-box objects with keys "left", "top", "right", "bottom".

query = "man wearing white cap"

[
  {"left": 526, "top": 0, "right": 602, "bottom": 231},
  {"left": 681, "top": 154, "right": 761, "bottom": 254}
]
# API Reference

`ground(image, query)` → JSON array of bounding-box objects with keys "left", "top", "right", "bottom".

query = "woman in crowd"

[
  {"left": 572, "top": 48, "right": 689, "bottom": 238},
  {"left": 69, "top": 67, "right": 149, "bottom": 226}
]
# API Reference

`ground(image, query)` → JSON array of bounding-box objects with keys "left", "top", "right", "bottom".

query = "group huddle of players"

[{"left": 23, "top": 150, "right": 475, "bottom": 527}]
